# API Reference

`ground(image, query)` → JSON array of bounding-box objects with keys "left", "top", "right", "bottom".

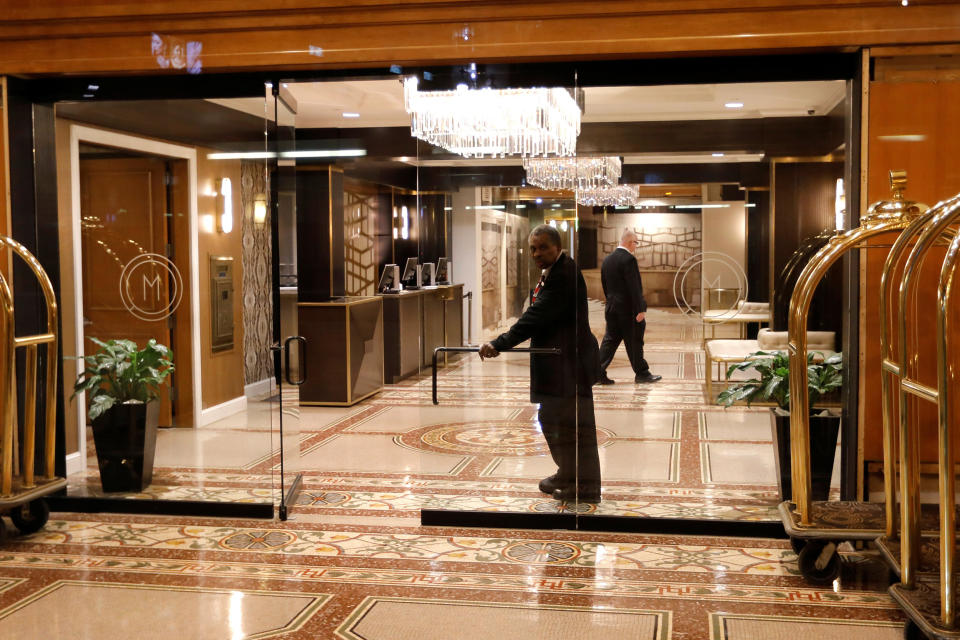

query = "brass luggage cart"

[
  {"left": 0, "top": 234, "right": 65, "bottom": 537},
  {"left": 882, "top": 192, "right": 960, "bottom": 640},
  {"left": 875, "top": 192, "right": 960, "bottom": 582},
  {"left": 780, "top": 171, "right": 929, "bottom": 584}
]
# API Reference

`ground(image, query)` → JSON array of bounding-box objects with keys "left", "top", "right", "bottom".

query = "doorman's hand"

[
  {"left": 478, "top": 343, "right": 500, "bottom": 360},
  {"left": 635, "top": 312, "right": 646, "bottom": 322}
]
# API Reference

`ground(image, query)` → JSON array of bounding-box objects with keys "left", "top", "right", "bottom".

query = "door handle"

[{"left": 283, "top": 335, "right": 306, "bottom": 386}]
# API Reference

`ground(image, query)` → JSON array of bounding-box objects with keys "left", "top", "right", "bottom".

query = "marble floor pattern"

[{"left": 0, "top": 306, "right": 896, "bottom": 638}]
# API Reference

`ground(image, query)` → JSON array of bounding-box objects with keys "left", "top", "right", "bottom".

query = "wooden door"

[{"left": 80, "top": 155, "right": 174, "bottom": 426}]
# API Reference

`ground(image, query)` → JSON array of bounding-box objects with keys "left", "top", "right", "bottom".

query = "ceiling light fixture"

[
  {"left": 403, "top": 76, "right": 582, "bottom": 158},
  {"left": 522, "top": 156, "right": 621, "bottom": 191},
  {"left": 712, "top": 153, "right": 725, "bottom": 157},
  {"left": 724, "top": 102, "right": 744, "bottom": 109},
  {"left": 342, "top": 112, "right": 360, "bottom": 118}
]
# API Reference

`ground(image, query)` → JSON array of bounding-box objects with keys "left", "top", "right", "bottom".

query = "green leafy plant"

[
  {"left": 71, "top": 338, "right": 174, "bottom": 421},
  {"left": 716, "top": 350, "right": 842, "bottom": 411}
]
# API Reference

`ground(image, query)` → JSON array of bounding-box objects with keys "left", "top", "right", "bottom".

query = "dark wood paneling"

[
  {"left": 296, "top": 166, "right": 344, "bottom": 301},
  {"left": 348, "top": 298, "right": 383, "bottom": 399},
  {"left": 56, "top": 100, "right": 263, "bottom": 150},
  {"left": 298, "top": 305, "right": 349, "bottom": 404},
  {"left": 5, "top": 80, "right": 66, "bottom": 477},
  {"left": 772, "top": 161, "right": 844, "bottom": 338},
  {"left": 381, "top": 292, "right": 422, "bottom": 383},
  {"left": 746, "top": 190, "right": 770, "bottom": 304},
  {"left": 421, "top": 289, "right": 445, "bottom": 368}
]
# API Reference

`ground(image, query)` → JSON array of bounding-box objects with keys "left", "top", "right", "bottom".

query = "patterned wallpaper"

[{"left": 240, "top": 161, "right": 274, "bottom": 386}]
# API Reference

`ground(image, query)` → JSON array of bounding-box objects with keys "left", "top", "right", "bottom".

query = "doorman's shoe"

[
  {"left": 538, "top": 474, "right": 564, "bottom": 495},
  {"left": 634, "top": 372, "right": 662, "bottom": 383},
  {"left": 595, "top": 375, "right": 615, "bottom": 385}
]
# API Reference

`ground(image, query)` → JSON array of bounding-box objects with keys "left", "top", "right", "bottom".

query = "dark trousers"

[
  {"left": 598, "top": 313, "right": 649, "bottom": 376},
  {"left": 538, "top": 394, "right": 601, "bottom": 491}
]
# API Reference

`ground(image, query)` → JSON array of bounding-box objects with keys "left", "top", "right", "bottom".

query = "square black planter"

[
  {"left": 91, "top": 400, "right": 159, "bottom": 492},
  {"left": 771, "top": 410, "right": 840, "bottom": 502}
]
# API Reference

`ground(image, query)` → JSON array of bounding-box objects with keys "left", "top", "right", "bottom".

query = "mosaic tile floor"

[
  {"left": 0, "top": 306, "right": 902, "bottom": 637},
  {"left": 0, "top": 512, "right": 905, "bottom": 638},
  {"left": 66, "top": 306, "right": 813, "bottom": 523}
]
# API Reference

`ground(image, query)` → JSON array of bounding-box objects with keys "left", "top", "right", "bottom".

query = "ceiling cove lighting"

[
  {"left": 206, "top": 149, "right": 367, "bottom": 160},
  {"left": 522, "top": 156, "right": 621, "bottom": 190},
  {"left": 577, "top": 184, "right": 640, "bottom": 207},
  {"left": 342, "top": 112, "right": 360, "bottom": 118},
  {"left": 724, "top": 102, "right": 744, "bottom": 109},
  {"left": 403, "top": 76, "right": 581, "bottom": 158}
]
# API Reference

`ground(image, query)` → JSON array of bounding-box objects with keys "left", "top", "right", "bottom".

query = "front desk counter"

[
  {"left": 298, "top": 296, "right": 384, "bottom": 406},
  {"left": 380, "top": 284, "right": 464, "bottom": 383}
]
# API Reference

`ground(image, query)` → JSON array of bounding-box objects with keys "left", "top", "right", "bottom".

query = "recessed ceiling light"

[
  {"left": 342, "top": 112, "right": 360, "bottom": 118},
  {"left": 724, "top": 102, "right": 744, "bottom": 109},
  {"left": 712, "top": 153, "right": 725, "bottom": 157}
]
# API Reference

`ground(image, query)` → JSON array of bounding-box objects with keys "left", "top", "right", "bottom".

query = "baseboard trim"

[
  {"left": 244, "top": 377, "right": 275, "bottom": 399},
  {"left": 197, "top": 396, "right": 247, "bottom": 427},
  {"left": 65, "top": 451, "right": 84, "bottom": 477}
]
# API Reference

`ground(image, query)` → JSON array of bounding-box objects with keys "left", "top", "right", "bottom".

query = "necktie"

[{"left": 532, "top": 273, "right": 546, "bottom": 302}]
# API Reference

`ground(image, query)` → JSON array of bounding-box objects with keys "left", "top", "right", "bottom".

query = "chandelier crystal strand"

[
  {"left": 522, "top": 156, "right": 621, "bottom": 191},
  {"left": 403, "top": 77, "right": 581, "bottom": 158},
  {"left": 576, "top": 184, "right": 640, "bottom": 207}
]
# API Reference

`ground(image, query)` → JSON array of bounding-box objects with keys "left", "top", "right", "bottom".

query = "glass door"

[{"left": 268, "top": 83, "right": 305, "bottom": 519}]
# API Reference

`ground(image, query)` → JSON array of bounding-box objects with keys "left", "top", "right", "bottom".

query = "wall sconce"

[
  {"left": 392, "top": 206, "right": 399, "bottom": 239},
  {"left": 834, "top": 177, "right": 846, "bottom": 230},
  {"left": 216, "top": 177, "right": 233, "bottom": 234},
  {"left": 401, "top": 205, "right": 410, "bottom": 240},
  {"left": 253, "top": 193, "right": 267, "bottom": 225}
]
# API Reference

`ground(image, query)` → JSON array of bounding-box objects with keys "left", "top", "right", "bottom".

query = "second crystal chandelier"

[{"left": 522, "top": 156, "right": 622, "bottom": 191}]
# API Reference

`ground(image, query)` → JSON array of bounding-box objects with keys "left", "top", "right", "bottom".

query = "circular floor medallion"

[
  {"left": 219, "top": 530, "right": 296, "bottom": 550},
  {"left": 400, "top": 421, "right": 611, "bottom": 456},
  {"left": 502, "top": 540, "right": 581, "bottom": 564}
]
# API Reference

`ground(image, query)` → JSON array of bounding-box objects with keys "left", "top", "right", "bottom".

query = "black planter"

[
  {"left": 90, "top": 400, "right": 159, "bottom": 492},
  {"left": 771, "top": 410, "right": 841, "bottom": 502}
]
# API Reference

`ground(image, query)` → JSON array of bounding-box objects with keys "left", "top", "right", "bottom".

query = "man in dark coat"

[
  {"left": 478, "top": 224, "right": 602, "bottom": 502},
  {"left": 597, "top": 228, "right": 662, "bottom": 384}
]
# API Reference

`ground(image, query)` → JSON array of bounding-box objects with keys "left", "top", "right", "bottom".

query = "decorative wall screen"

[{"left": 344, "top": 189, "right": 379, "bottom": 297}]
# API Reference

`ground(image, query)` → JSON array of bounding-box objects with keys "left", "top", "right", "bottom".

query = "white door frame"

[{"left": 67, "top": 124, "right": 201, "bottom": 476}]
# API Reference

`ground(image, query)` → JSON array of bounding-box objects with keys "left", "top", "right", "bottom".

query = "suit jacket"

[
  {"left": 491, "top": 252, "right": 599, "bottom": 401},
  {"left": 601, "top": 247, "right": 647, "bottom": 317}
]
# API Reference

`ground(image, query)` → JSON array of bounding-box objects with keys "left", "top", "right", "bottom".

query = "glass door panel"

[
  {"left": 54, "top": 95, "right": 276, "bottom": 512},
  {"left": 269, "top": 84, "right": 304, "bottom": 519}
]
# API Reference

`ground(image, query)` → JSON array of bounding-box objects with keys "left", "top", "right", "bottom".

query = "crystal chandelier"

[
  {"left": 403, "top": 77, "right": 581, "bottom": 158},
  {"left": 522, "top": 156, "right": 621, "bottom": 191},
  {"left": 577, "top": 184, "right": 640, "bottom": 207}
]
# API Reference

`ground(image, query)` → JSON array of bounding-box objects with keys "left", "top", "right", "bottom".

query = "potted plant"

[
  {"left": 72, "top": 338, "right": 174, "bottom": 492},
  {"left": 716, "top": 350, "right": 842, "bottom": 502}
]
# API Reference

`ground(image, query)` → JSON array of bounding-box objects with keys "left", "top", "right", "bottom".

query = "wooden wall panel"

[
  {"left": 197, "top": 150, "right": 245, "bottom": 409},
  {"left": 1, "top": 2, "right": 960, "bottom": 75},
  {"left": 861, "top": 75, "right": 960, "bottom": 464}
]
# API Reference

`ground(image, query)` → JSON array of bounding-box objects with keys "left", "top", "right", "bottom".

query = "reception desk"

[
  {"left": 298, "top": 297, "right": 384, "bottom": 406},
  {"left": 380, "top": 284, "right": 464, "bottom": 383}
]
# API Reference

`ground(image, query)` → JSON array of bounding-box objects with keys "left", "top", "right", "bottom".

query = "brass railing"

[
  {"left": 787, "top": 171, "right": 927, "bottom": 526},
  {"left": 0, "top": 234, "right": 59, "bottom": 497}
]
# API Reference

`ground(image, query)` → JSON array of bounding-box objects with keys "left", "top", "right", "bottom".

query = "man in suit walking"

[
  {"left": 479, "top": 224, "right": 602, "bottom": 502},
  {"left": 597, "top": 228, "right": 662, "bottom": 385}
]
